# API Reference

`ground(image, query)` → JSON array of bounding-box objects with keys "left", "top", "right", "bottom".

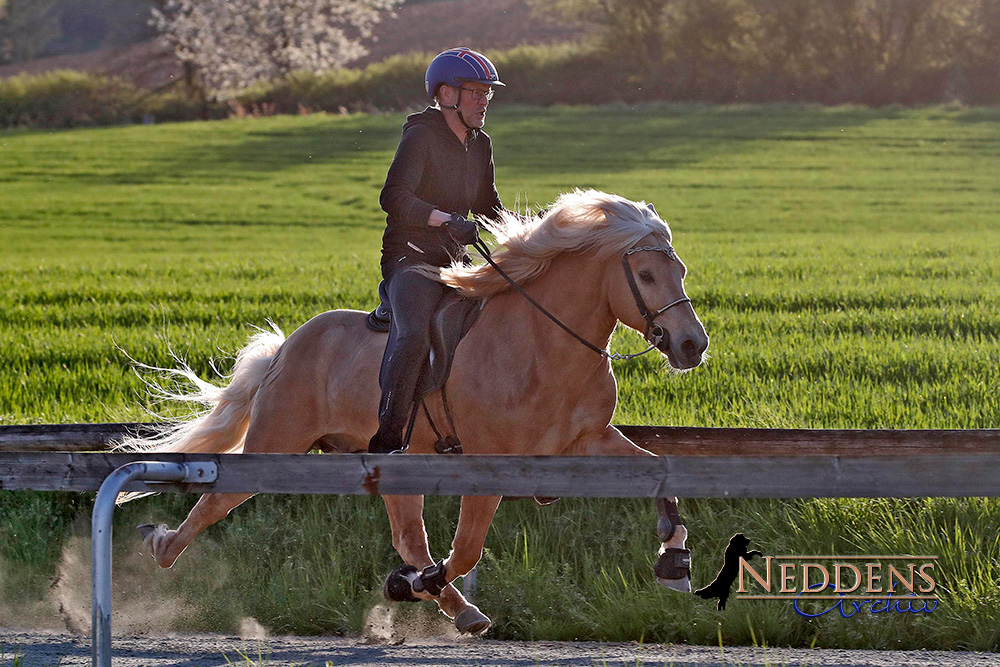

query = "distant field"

[{"left": 1, "top": 105, "right": 999, "bottom": 649}]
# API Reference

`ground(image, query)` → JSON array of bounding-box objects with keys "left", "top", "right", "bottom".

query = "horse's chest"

[{"left": 453, "top": 358, "right": 616, "bottom": 452}]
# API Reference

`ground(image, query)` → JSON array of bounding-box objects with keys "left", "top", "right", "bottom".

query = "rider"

[{"left": 368, "top": 47, "right": 508, "bottom": 454}]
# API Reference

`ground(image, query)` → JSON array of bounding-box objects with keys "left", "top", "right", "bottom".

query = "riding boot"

[
  {"left": 368, "top": 391, "right": 413, "bottom": 454},
  {"left": 368, "top": 389, "right": 414, "bottom": 454},
  {"left": 368, "top": 430, "right": 403, "bottom": 454}
]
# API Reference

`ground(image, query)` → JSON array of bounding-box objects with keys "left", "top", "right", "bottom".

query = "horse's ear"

[{"left": 646, "top": 202, "right": 658, "bottom": 218}]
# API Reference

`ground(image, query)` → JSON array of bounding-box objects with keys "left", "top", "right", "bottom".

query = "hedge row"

[
  {"left": 0, "top": 69, "right": 215, "bottom": 128},
  {"left": 1, "top": 43, "right": 996, "bottom": 130}
]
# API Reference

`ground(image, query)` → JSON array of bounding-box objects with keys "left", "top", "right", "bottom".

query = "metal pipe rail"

[{"left": 90, "top": 461, "right": 217, "bottom": 667}]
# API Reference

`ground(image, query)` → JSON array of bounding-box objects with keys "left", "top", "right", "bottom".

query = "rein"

[{"left": 470, "top": 239, "right": 690, "bottom": 362}]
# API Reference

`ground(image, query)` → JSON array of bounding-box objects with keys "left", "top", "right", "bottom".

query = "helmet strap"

[{"left": 442, "top": 88, "right": 477, "bottom": 131}]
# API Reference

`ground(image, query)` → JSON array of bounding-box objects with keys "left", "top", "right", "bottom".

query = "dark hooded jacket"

[{"left": 379, "top": 107, "right": 504, "bottom": 277}]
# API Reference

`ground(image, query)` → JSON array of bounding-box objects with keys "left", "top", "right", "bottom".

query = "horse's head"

[{"left": 604, "top": 205, "right": 708, "bottom": 370}]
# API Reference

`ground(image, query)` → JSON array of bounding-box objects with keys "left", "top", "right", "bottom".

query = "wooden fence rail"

[
  {"left": 3, "top": 422, "right": 1000, "bottom": 456},
  {"left": 1, "top": 423, "right": 998, "bottom": 498},
  {"left": 2, "top": 451, "right": 1000, "bottom": 498},
  {"left": 5, "top": 426, "right": 995, "bottom": 667}
]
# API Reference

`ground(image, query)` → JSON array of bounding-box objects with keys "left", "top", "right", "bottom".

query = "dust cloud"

[
  {"left": 50, "top": 535, "right": 192, "bottom": 635},
  {"left": 362, "top": 602, "right": 459, "bottom": 644}
]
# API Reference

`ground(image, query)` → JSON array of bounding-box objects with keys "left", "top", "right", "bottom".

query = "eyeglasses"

[{"left": 459, "top": 87, "right": 495, "bottom": 102}]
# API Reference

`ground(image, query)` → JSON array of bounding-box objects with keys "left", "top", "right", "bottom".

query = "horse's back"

[
  {"left": 280, "top": 308, "right": 386, "bottom": 388},
  {"left": 245, "top": 308, "right": 385, "bottom": 451}
]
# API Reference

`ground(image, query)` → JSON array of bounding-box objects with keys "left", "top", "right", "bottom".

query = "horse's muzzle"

[{"left": 660, "top": 333, "right": 708, "bottom": 370}]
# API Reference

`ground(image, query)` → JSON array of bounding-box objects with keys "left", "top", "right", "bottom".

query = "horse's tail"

[{"left": 116, "top": 323, "right": 285, "bottom": 502}]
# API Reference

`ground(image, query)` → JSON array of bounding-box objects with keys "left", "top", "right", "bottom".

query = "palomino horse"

[{"left": 123, "top": 189, "right": 709, "bottom": 635}]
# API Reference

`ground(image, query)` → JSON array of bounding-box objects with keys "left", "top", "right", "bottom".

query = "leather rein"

[{"left": 471, "top": 239, "right": 691, "bottom": 361}]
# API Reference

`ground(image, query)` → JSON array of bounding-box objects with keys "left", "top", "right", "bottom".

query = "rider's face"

[{"left": 443, "top": 81, "right": 492, "bottom": 128}]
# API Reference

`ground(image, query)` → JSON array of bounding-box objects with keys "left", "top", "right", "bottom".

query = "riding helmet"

[{"left": 425, "top": 47, "right": 505, "bottom": 99}]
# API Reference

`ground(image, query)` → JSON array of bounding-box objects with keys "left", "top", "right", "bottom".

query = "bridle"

[
  {"left": 621, "top": 245, "right": 692, "bottom": 354},
  {"left": 471, "top": 239, "right": 692, "bottom": 361}
]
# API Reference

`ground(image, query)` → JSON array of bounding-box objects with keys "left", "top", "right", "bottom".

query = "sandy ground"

[{"left": 2, "top": 630, "right": 999, "bottom": 667}]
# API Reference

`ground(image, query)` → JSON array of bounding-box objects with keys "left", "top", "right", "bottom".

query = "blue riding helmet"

[{"left": 425, "top": 47, "right": 505, "bottom": 99}]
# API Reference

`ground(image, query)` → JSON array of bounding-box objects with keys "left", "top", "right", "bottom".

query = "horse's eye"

[{"left": 639, "top": 270, "right": 655, "bottom": 283}]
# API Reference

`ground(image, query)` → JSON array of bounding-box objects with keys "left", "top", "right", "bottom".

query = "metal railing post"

[
  {"left": 91, "top": 461, "right": 217, "bottom": 667},
  {"left": 462, "top": 566, "right": 478, "bottom": 602}
]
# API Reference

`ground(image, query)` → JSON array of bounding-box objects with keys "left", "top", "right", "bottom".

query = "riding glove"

[{"left": 442, "top": 214, "right": 479, "bottom": 245}]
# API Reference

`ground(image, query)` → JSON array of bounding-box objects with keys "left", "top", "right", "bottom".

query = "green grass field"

[{"left": 1, "top": 104, "right": 999, "bottom": 649}]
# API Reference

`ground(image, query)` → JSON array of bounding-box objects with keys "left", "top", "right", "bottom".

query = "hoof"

[
  {"left": 657, "top": 575, "right": 692, "bottom": 593},
  {"left": 137, "top": 523, "right": 165, "bottom": 550},
  {"left": 383, "top": 564, "right": 420, "bottom": 603},
  {"left": 455, "top": 606, "right": 491, "bottom": 635},
  {"left": 137, "top": 523, "right": 178, "bottom": 568}
]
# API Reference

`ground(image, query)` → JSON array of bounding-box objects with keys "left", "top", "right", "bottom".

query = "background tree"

[
  {"left": 664, "top": 0, "right": 757, "bottom": 100},
  {"left": 958, "top": 0, "right": 1000, "bottom": 103},
  {"left": 0, "top": 0, "right": 61, "bottom": 64},
  {"left": 47, "top": 0, "right": 158, "bottom": 55},
  {"left": 152, "top": 0, "right": 396, "bottom": 101},
  {"left": 808, "top": 0, "right": 969, "bottom": 104},
  {"left": 529, "top": 0, "right": 672, "bottom": 65}
]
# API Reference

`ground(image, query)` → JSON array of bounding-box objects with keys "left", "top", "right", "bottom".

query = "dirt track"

[{"left": 2, "top": 630, "right": 999, "bottom": 667}]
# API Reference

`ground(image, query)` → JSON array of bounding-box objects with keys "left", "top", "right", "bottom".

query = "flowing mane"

[{"left": 416, "top": 189, "right": 673, "bottom": 297}]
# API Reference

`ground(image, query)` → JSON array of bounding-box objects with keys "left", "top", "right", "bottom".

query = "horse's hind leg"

[
  {"left": 381, "top": 494, "right": 492, "bottom": 634},
  {"left": 140, "top": 491, "right": 255, "bottom": 569},
  {"left": 142, "top": 392, "right": 321, "bottom": 569}
]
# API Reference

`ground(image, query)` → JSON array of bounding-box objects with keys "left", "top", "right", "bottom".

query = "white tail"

[{"left": 116, "top": 323, "right": 285, "bottom": 501}]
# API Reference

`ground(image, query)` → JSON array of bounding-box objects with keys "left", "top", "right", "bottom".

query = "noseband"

[
  {"left": 472, "top": 239, "right": 692, "bottom": 361},
  {"left": 621, "top": 245, "right": 692, "bottom": 351}
]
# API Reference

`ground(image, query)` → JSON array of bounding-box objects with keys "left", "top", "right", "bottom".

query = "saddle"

[
  {"left": 366, "top": 282, "right": 561, "bottom": 506},
  {"left": 366, "top": 280, "right": 484, "bottom": 447}
]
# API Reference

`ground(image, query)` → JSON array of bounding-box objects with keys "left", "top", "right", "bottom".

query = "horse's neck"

[{"left": 478, "top": 251, "right": 617, "bottom": 369}]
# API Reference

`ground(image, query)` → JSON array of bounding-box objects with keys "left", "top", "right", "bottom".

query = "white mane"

[{"left": 417, "top": 189, "right": 672, "bottom": 297}]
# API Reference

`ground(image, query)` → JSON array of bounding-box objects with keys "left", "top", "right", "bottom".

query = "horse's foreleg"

[
  {"left": 444, "top": 495, "right": 502, "bottom": 579},
  {"left": 381, "top": 494, "right": 487, "bottom": 633},
  {"left": 653, "top": 496, "right": 690, "bottom": 592},
  {"left": 139, "top": 492, "right": 254, "bottom": 569},
  {"left": 568, "top": 426, "right": 691, "bottom": 593},
  {"left": 437, "top": 494, "right": 501, "bottom": 634}
]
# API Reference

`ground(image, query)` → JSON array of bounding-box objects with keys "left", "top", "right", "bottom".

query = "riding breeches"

[{"left": 369, "top": 267, "right": 450, "bottom": 453}]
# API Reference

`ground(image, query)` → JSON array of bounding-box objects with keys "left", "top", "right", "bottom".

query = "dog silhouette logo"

[{"left": 694, "top": 533, "right": 763, "bottom": 610}]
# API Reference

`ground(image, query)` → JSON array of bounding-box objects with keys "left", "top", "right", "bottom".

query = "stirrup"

[{"left": 366, "top": 308, "right": 391, "bottom": 333}]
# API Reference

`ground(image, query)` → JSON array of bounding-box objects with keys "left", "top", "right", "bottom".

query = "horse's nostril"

[{"left": 681, "top": 338, "right": 707, "bottom": 357}]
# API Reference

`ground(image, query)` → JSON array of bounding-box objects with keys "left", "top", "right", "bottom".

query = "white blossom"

[{"left": 153, "top": 0, "right": 396, "bottom": 100}]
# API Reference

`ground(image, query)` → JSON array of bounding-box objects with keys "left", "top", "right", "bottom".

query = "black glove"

[{"left": 442, "top": 213, "right": 479, "bottom": 245}]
